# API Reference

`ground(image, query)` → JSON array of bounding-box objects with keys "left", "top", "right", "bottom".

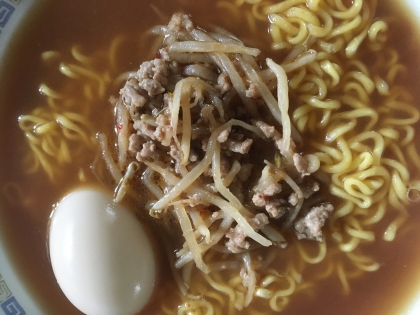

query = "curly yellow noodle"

[
  {"left": 320, "top": 60, "right": 341, "bottom": 86},
  {"left": 312, "top": 142, "right": 343, "bottom": 161},
  {"left": 286, "top": 6, "right": 320, "bottom": 26},
  {"left": 344, "top": 71, "right": 375, "bottom": 94},
  {"left": 269, "top": 24, "right": 286, "bottom": 50},
  {"left": 378, "top": 127, "right": 399, "bottom": 142},
  {"left": 227, "top": 275, "right": 243, "bottom": 288},
  {"left": 39, "top": 84, "right": 64, "bottom": 99},
  {"left": 343, "top": 82, "right": 371, "bottom": 103},
  {"left": 55, "top": 114, "right": 91, "bottom": 144},
  {"left": 325, "top": 121, "right": 355, "bottom": 142},
  {"left": 298, "top": 75, "right": 328, "bottom": 98},
  {"left": 345, "top": 217, "right": 375, "bottom": 242},
  {"left": 389, "top": 143, "right": 408, "bottom": 166},
  {"left": 41, "top": 135, "right": 61, "bottom": 158},
  {"left": 332, "top": 200, "right": 354, "bottom": 219},
  {"left": 383, "top": 215, "right": 409, "bottom": 242},
  {"left": 203, "top": 274, "right": 236, "bottom": 305},
  {"left": 251, "top": 0, "right": 269, "bottom": 21},
  {"left": 22, "top": 146, "right": 40, "bottom": 174},
  {"left": 327, "top": 0, "right": 363, "bottom": 19},
  {"left": 355, "top": 152, "right": 374, "bottom": 171},
  {"left": 269, "top": 14, "right": 299, "bottom": 36},
  {"left": 203, "top": 291, "right": 226, "bottom": 307},
  {"left": 368, "top": 20, "right": 388, "bottom": 41},
  {"left": 330, "top": 184, "right": 372, "bottom": 209},
  {"left": 71, "top": 46, "right": 96, "bottom": 65},
  {"left": 285, "top": 18, "right": 308, "bottom": 45},
  {"left": 318, "top": 37, "right": 345, "bottom": 53},
  {"left": 23, "top": 131, "right": 42, "bottom": 146},
  {"left": 398, "top": 126, "right": 415, "bottom": 146},
  {"left": 108, "top": 35, "right": 127, "bottom": 70},
  {"left": 41, "top": 50, "right": 61, "bottom": 63},
  {"left": 269, "top": 296, "right": 289, "bottom": 312},
  {"left": 386, "top": 63, "right": 407, "bottom": 83},
  {"left": 307, "top": 61, "right": 324, "bottom": 78},
  {"left": 361, "top": 200, "right": 387, "bottom": 225},
  {"left": 383, "top": 102, "right": 420, "bottom": 126},
  {"left": 346, "top": 252, "right": 380, "bottom": 272},
  {"left": 306, "top": 8, "right": 334, "bottom": 38},
  {"left": 338, "top": 234, "right": 360, "bottom": 253},
  {"left": 178, "top": 300, "right": 215, "bottom": 315},
  {"left": 345, "top": 25, "right": 369, "bottom": 58},
  {"left": 28, "top": 142, "right": 55, "bottom": 180},
  {"left": 407, "top": 144, "right": 420, "bottom": 172},
  {"left": 264, "top": 0, "right": 306, "bottom": 15},
  {"left": 296, "top": 239, "right": 327, "bottom": 264},
  {"left": 330, "top": 15, "right": 362, "bottom": 39},
  {"left": 336, "top": 262, "right": 351, "bottom": 294},
  {"left": 319, "top": 138, "right": 353, "bottom": 173},
  {"left": 300, "top": 96, "right": 340, "bottom": 111}
]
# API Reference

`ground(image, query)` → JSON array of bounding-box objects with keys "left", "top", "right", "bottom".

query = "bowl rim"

[{"left": 0, "top": 1, "right": 49, "bottom": 313}]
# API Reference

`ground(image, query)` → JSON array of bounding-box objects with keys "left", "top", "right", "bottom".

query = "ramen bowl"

[{"left": 1, "top": 0, "right": 420, "bottom": 314}]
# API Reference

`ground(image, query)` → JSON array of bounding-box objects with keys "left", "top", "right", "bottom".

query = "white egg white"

[{"left": 49, "top": 189, "right": 156, "bottom": 315}]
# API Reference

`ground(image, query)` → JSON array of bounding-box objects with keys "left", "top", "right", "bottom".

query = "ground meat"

[
  {"left": 167, "top": 12, "right": 194, "bottom": 33},
  {"left": 252, "top": 164, "right": 283, "bottom": 209},
  {"left": 131, "top": 112, "right": 172, "bottom": 148},
  {"left": 128, "top": 133, "right": 144, "bottom": 153},
  {"left": 225, "top": 213, "right": 269, "bottom": 253},
  {"left": 265, "top": 199, "right": 288, "bottom": 219},
  {"left": 263, "top": 184, "right": 282, "bottom": 196},
  {"left": 169, "top": 144, "right": 182, "bottom": 173},
  {"left": 217, "top": 126, "right": 231, "bottom": 143},
  {"left": 167, "top": 12, "right": 183, "bottom": 33},
  {"left": 168, "top": 60, "right": 181, "bottom": 75},
  {"left": 275, "top": 138, "right": 297, "bottom": 156},
  {"left": 133, "top": 120, "right": 156, "bottom": 140},
  {"left": 294, "top": 203, "right": 334, "bottom": 241},
  {"left": 216, "top": 72, "right": 232, "bottom": 94},
  {"left": 288, "top": 192, "right": 299, "bottom": 206},
  {"left": 252, "top": 193, "right": 266, "bottom": 207},
  {"left": 225, "top": 228, "right": 252, "bottom": 254},
  {"left": 254, "top": 120, "right": 281, "bottom": 139},
  {"left": 138, "top": 141, "right": 156, "bottom": 159},
  {"left": 249, "top": 213, "right": 269, "bottom": 229},
  {"left": 153, "top": 114, "right": 172, "bottom": 146},
  {"left": 225, "top": 138, "right": 253, "bottom": 154},
  {"left": 246, "top": 83, "right": 260, "bottom": 99},
  {"left": 293, "top": 153, "right": 309, "bottom": 175},
  {"left": 159, "top": 47, "right": 170, "bottom": 61},
  {"left": 138, "top": 59, "right": 169, "bottom": 97},
  {"left": 120, "top": 80, "right": 147, "bottom": 110}
]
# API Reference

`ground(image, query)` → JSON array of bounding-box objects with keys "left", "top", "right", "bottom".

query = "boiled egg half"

[{"left": 48, "top": 189, "right": 155, "bottom": 315}]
